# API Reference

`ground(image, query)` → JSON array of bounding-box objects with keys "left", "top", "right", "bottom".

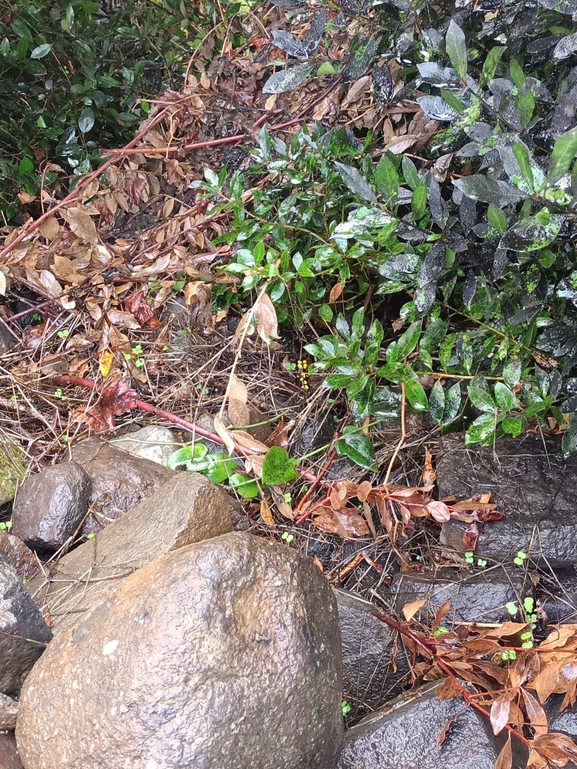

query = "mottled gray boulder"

[
  {"left": 392, "top": 566, "right": 529, "bottom": 625},
  {"left": 11, "top": 463, "right": 91, "bottom": 550},
  {"left": 17, "top": 533, "right": 343, "bottom": 769},
  {"left": 337, "top": 681, "right": 498, "bottom": 769},
  {"left": 28, "top": 472, "right": 237, "bottom": 634},
  {"left": 109, "top": 426, "right": 178, "bottom": 466},
  {"left": 0, "top": 693, "right": 18, "bottom": 730},
  {"left": 0, "top": 732, "right": 22, "bottom": 769},
  {"left": 70, "top": 438, "right": 173, "bottom": 534},
  {"left": 438, "top": 434, "right": 577, "bottom": 566},
  {"left": 0, "top": 559, "right": 51, "bottom": 696},
  {"left": 0, "top": 533, "right": 39, "bottom": 582},
  {"left": 336, "top": 590, "right": 408, "bottom": 716}
]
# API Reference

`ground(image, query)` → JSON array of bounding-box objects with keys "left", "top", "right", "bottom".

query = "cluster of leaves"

[
  {"left": 390, "top": 607, "right": 577, "bottom": 769},
  {"left": 0, "top": 0, "right": 225, "bottom": 221},
  {"left": 199, "top": 0, "right": 577, "bottom": 455}
]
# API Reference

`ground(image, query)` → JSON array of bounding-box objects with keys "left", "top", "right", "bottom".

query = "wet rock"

[
  {"left": 539, "top": 569, "right": 577, "bottom": 624},
  {"left": 438, "top": 434, "right": 577, "bottom": 566},
  {"left": 0, "top": 559, "right": 52, "bottom": 697},
  {"left": 337, "top": 681, "right": 498, "bottom": 769},
  {"left": 392, "top": 567, "right": 529, "bottom": 625},
  {"left": 17, "top": 533, "right": 343, "bottom": 769},
  {"left": 70, "top": 438, "right": 173, "bottom": 533},
  {"left": 0, "top": 732, "right": 23, "bottom": 769},
  {"left": 0, "top": 444, "right": 26, "bottom": 507},
  {"left": 0, "top": 533, "right": 39, "bottom": 582},
  {"left": 11, "top": 463, "right": 91, "bottom": 550},
  {"left": 108, "top": 426, "right": 178, "bottom": 466},
  {"left": 28, "top": 472, "right": 237, "bottom": 634},
  {"left": 336, "top": 590, "right": 408, "bottom": 715},
  {"left": 0, "top": 693, "right": 18, "bottom": 730}
]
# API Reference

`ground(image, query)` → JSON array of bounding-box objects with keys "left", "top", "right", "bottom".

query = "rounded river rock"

[{"left": 16, "top": 532, "right": 343, "bottom": 769}]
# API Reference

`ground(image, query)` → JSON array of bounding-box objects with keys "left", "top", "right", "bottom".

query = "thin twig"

[{"left": 383, "top": 382, "right": 406, "bottom": 488}]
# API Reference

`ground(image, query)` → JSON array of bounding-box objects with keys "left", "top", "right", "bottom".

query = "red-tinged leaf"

[
  {"left": 509, "top": 651, "right": 541, "bottom": 689},
  {"left": 403, "top": 598, "right": 427, "bottom": 621},
  {"left": 124, "top": 290, "right": 156, "bottom": 327},
  {"left": 495, "top": 734, "right": 512, "bottom": 769},
  {"left": 490, "top": 694, "right": 512, "bottom": 735},
  {"left": 313, "top": 508, "right": 370, "bottom": 538},
  {"left": 422, "top": 446, "right": 436, "bottom": 487},
  {"left": 533, "top": 660, "right": 565, "bottom": 703},
  {"left": 462, "top": 521, "right": 479, "bottom": 550},
  {"left": 432, "top": 600, "right": 451, "bottom": 632},
  {"left": 437, "top": 714, "right": 457, "bottom": 745},
  {"left": 427, "top": 500, "right": 451, "bottom": 522},
  {"left": 476, "top": 509, "right": 504, "bottom": 522},
  {"left": 532, "top": 732, "right": 577, "bottom": 764},
  {"left": 449, "top": 499, "right": 497, "bottom": 512},
  {"left": 522, "top": 689, "right": 548, "bottom": 735},
  {"left": 87, "top": 378, "right": 139, "bottom": 432}
]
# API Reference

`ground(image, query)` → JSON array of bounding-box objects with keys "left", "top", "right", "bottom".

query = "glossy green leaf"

[
  {"left": 262, "top": 447, "right": 298, "bottom": 485},
  {"left": 487, "top": 203, "right": 507, "bottom": 234},
  {"left": 336, "top": 427, "right": 375, "bottom": 469},
  {"left": 494, "top": 382, "right": 518, "bottom": 411},
  {"left": 503, "top": 359, "right": 522, "bottom": 388},
  {"left": 502, "top": 416, "right": 524, "bottom": 437},
  {"left": 429, "top": 380, "right": 445, "bottom": 424},
  {"left": 513, "top": 142, "right": 534, "bottom": 193},
  {"left": 375, "top": 155, "right": 399, "bottom": 204},
  {"left": 335, "top": 162, "right": 377, "bottom": 204},
  {"left": 445, "top": 20, "right": 467, "bottom": 80},
  {"left": 480, "top": 46, "right": 506, "bottom": 86},
  {"left": 30, "top": 43, "right": 52, "bottom": 59},
  {"left": 465, "top": 413, "right": 496, "bottom": 445},
  {"left": 412, "top": 185, "right": 427, "bottom": 222},
  {"left": 562, "top": 413, "right": 577, "bottom": 458},
  {"left": 444, "top": 383, "right": 462, "bottom": 424},
  {"left": 516, "top": 86, "right": 535, "bottom": 130},
  {"left": 229, "top": 473, "right": 260, "bottom": 498},
  {"left": 468, "top": 385, "right": 496, "bottom": 412},
  {"left": 547, "top": 125, "right": 577, "bottom": 186},
  {"left": 405, "top": 379, "right": 428, "bottom": 411}
]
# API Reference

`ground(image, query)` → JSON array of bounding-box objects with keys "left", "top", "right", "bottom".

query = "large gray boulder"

[
  {"left": 0, "top": 560, "right": 52, "bottom": 697},
  {"left": 28, "top": 472, "right": 237, "bottom": 634},
  {"left": 11, "top": 463, "right": 91, "bottom": 550},
  {"left": 108, "top": 426, "right": 178, "bottom": 466},
  {"left": 0, "top": 533, "right": 39, "bottom": 582},
  {"left": 17, "top": 533, "right": 343, "bottom": 769},
  {"left": 337, "top": 681, "right": 499, "bottom": 769},
  {"left": 438, "top": 434, "right": 577, "bottom": 566}
]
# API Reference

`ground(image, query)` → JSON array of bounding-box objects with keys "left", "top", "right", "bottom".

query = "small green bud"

[{"left": 506, "top": 602, "right": 518, "bottom": 616}]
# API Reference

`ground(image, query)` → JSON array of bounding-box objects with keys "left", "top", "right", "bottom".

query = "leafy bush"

[{"left": 197, "top": 0, "right": 577, "bottom": 456}]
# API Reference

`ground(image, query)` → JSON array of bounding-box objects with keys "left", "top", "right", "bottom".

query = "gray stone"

[
  {"left": 0, "top": 732, "right": 23, "bottom": 769},
  {"left": 108, "top": 426, "right": 178, "bottom": 466},
  {"left": 28, "top": 472, "right": 237, "bottom": 634},
  {"left": 0, "top": 534, "right": 39, "bottom": 582},
  {"left": 0, "top": 559, "right": 51, "bottom": 697},
  {"left": 337, "top": 681, "right": 498, "bottom": 769},
  {"left": 70, "top": 439, "right": 173, "bottom": 534},
  {"left": 11, "top": 463, "right": 91, "bottom": 550},
  {"left": 0, "top": 693, "right": 18, "bottom": 730},
  {"left": 336, "top": 590, "right": 408, "bottom": 715},
  {"left": 539, "top": 568, "right": 577, "bottom": 624},
  {"left": 392, "top": 566, "right": 529, "bottom": 625},
  {"left": 0, "top": 444, "right": 26, "bottom": 507},
  {"left": 17, "top": 533, "right": 343, "bottom": 769},
  {"left": 438, "top": 434, "right": 577, "bottom": 566}
]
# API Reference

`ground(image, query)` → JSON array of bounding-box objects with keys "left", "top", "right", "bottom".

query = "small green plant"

[
  {"left": 57, "top": 329, "right": 70, "bottom": 339},
  {"left": 464, "top": 551, "right": 475, "bottom": 565},
  {"left": 501, "top": 650, "right": 517, "bottom": 662},
  {"left": 54, "top": 388, "right": 67, "bottom": 401},
  {"left": 513, "top": 551, "right": 528, "bottom": 567},
  {"left": 281, "top": 531, "right": 294, "bottom": 544},
  {"left": 434, "top": 626, "right": 449, "bottom": 636},
  {"left": 341, "top": 700, "right": 351, "bottom": 717},
  {"left": 0, "top": 521, "right": 13, "bottom": 531}
]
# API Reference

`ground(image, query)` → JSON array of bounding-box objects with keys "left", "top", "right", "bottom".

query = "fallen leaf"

[
  {"left": 427, "top": 500, "right": 451, "bottom": 522},
  {"left": 403, "top": 598, "right": 426, "bottom": 621},
  {"left": 495, "top": 734, "right": 512, "bottom": 769},
  {"left": 255, "top": 293, "right": 279, "bottom": 344},
  {"left": 490, "top": 694, "right": 512, "bottom": 735},
  {"left": 260, "top": 497, "right": 275, "bottom": 527},
  {"left": 99, "top": 350, "right": 114, "bottom": 378},
  {"left": 61, "top": 205, "right": 98, "bottom": 244},
  {"left": 214, "top": 416, "right": 236, "bottom": 455},
  {"left": 125, "top": 290, "right": 158, "bottom": 327},
  {"left": 422, "top": 446, "right": 436, "bottom": 487},
  {"left": 87, "top": 379, "right": 139, "bottom": 432},
  {"left": 329, "top": 282, "right": 345, "bottom": 302}
]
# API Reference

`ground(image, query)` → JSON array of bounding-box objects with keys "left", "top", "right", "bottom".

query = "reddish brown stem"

[
  {"left": 294, "top": 447, "right": 336, "bottom": 516},
  {"left": 294, "top": 492, "right": 332, "bottom": 526}
]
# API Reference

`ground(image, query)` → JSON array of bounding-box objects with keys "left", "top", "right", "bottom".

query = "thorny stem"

[{"left": 372, "top": 610, "right": 533, "bottom": 750}]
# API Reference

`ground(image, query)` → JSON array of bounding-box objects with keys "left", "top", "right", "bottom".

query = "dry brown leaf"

[
  {"left": 403, "top": 598, "right": 426, "bottom": 621},
  {"left": 38, "top": 216, "right": 60, "bottom": 240},
  {"left": 532, "top": 733, "right": 577, "bottom": 765},
  {"left": 255, "top": 292, "right": 279, "bottom": 344},
  {"left": 86, "top": 378, "right": 139, "bottom": 432},
  {"left": 61, "top": 205, "right": 98, "bottom": 244},
  {"left": 329, "top": 282, "right": 345, "bottom": 303},
  {"left": 490, "top": 694, "right": 512, "bottom": 735},
  {"left": 260, "top": 497, "right": 275, "bottom": 527},
  {"left": 51, "top": 256, "right": 86, "bottom": 286},
  {"left": 231, "top": 430, "right": 269, "bottom": 453},
  {"left": 313, "top": 507, "right": 370, "bottom": 538},
  {"left": 214, "top": 415, "right": 236, "bottom": 455},
  {"left": 432, "top": 600, "right": 451, "bottom": 632},
  {"left": 427, "top": 500, "right": 451, "bottom": 522},
  {"left": 495, "top": 734, "right": 512, "bottom": 769},
  {"left": 522, "top": 689, "right": 548, "bottom": 735},
  {"left": 435, "top": 676, "right": 462, "bottom": 701},
  {"left": 270, "top": 486, "right": 294, "bottom": 520},
  {"left": 422, "top": 446, "right": 436, "bottom": 487}
]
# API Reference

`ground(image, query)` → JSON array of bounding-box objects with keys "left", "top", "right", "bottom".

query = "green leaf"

[
  {"left": 335, "top": 162, "right": 377, "bottom": 204},
  {"left": 468, "top": 385, "right": 496, "bottom": 412},
  {"left": 562, "top": 413, "right": 577, "bottom": 458},
  {"left": 444, "top": 383, "right": 462, "bottom": 424},
  {"left": 377, "top": 362, "right": 414, "bottom": 383},
  {"left": 319, "top": 304, "right": 333, "bottom": 322},
  {"left": 30, "top": 43, "right": 52, "bottom": 59},
  {"left": 445, "top": 20, "right": 467, "bottom": 80},
  {"left": 229, "top": 473, "right": 260, "bottom": 498},
  {"left": 336, "top": 427, "right": 375, "bottom": 469},
  {"left": 167, "top": 445, "right": 194, "bottom": 470},
  {"left": 441, "top": 89, "right": 465, "bottom": 113},
  {"left": 487, "top": 203, "right": 507, "bottom": 234},
  {"left": 405, "top": 379, "right": 428, "bottom": 411},
  {"left": 429, "top": 380, "right": 445, "bottom": 425},
  {"left": 480, "top": 46, "right": 506, "bottom": 86},
  {"left": 453, "top": 175, "right": 502, "bottom": 204},
  {"left": 375, "top": 155, "right": 399, "bottom": 204},
  {"left": 394, "top": 320, "right": 422, "bottom": 361},
  {"left": 465, "top": 413, "right": 496, "bottom": 445},
  {"left": 262, "top": 447, "right": 298, "bottom": 486},
  {"left": 503, "top": 359, "right": 522, "bottom": 388},
  {"left": 502, "top": 416, "right": 524, "bottom": 437},
  {"left": 510, "top": 57, "right": 525, "bottom": 88},
  {"left": 412, "top": 185, "right": 427, "bottom": 222},
  {"left": 494, "top": 382, "right": 517, "bottom": 411},
  {"left": 402, "top": 155, "right": 421, "bottom": 190},
  {"left": 78, "top": 107, "right": 95, "bottom": 134},
  {"left": 206, "top": 453, "right": 237, "bottom": 484},
  {"left": 516, "top": 86, "right": 535, "bottom": 130},
  {"left": 263, "top": 62, "right": 316, "bottom": 94},
  {"left": 547, "top": 126, "right": 577, "bottom": 186},
  {"left": 325, "top": 374, "right": 353, "bottom": 389},
  {"left": 513, "top": 142, "right": 534, "bottom": 193}
]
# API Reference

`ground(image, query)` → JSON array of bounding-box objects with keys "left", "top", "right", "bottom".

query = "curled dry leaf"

[
  {"left": 532, "top": 732, "right": 577, "bottom": 765},
  {"left": 313, "top": 507, "right": 370, "bottom": 538},
  {"left": 490, "top": 693, "right": 512, "bottom": 735},
  {"left": 260, "top": 497, "right": 275, "bottom": 527},
  {"left": 124, "top": 290, "right": 158, "bottom": 328},
  {"left": 422, "top": 446, "right": 436, "bottom": 487},
  {"left": 214, "top": 415, "right": 236, "bottom": 455},
  {"left": 435, "top": 676, "right": 463, "bottom": 701},
  {"left": 427, "top": 500, "right": 451, "bottom": 522}
]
